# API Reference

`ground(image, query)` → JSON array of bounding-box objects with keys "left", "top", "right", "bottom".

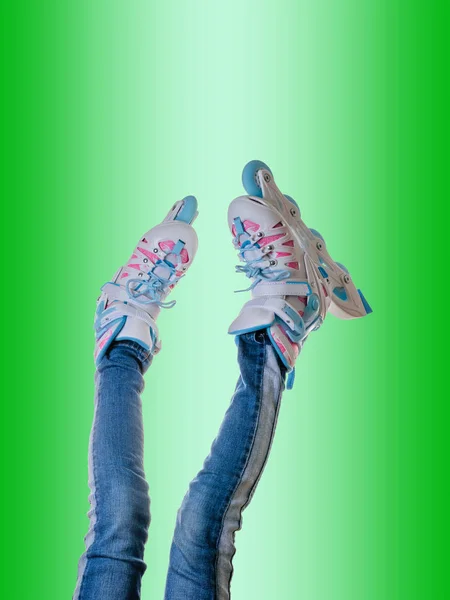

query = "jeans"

[{"left": 73, "top": 331, "right": 286, "bottom": 600}]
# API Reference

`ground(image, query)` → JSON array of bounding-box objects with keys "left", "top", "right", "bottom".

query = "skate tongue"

[{"left": 153, "top": 264, "right": 174, "bottom": 281}]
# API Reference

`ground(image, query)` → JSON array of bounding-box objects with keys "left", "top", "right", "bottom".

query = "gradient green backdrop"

[{"left": 2, "top": 1, "right": 447, "bottom": 599}]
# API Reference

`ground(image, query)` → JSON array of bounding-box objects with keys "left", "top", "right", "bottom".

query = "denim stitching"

[{"left": 213, "top": 337, "right": 266, "bottom": 598}]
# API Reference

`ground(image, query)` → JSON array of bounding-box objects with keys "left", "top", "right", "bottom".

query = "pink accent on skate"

[
  {"left": 142, "top": 237, "right": 148, "bottom": 243},
  {"left": 231, "top": 219, "right": 261, "bottom": 238},
  {"left": 282, "top": 240, "right": 294, "bottom": 247},
  {"left": 259, "top": 233, "right": 285, "bottom": 247},
  {"left": 297, "top": 296, "right": 307, "bottom": 317},
  {"left": 286, "top": 261, "right": 299, "bottom": 269},
  {"left": 121, "top": 272, "right": 129, "bottom": 278},
  {"left": 95, "top": 327, "right": 114, "bottom": 359},
  {"left": 273, "top": 221, "right": 284, "bottom": 228},
  {"left": 276, "top": 340, "right": 287, "bottom": 355},
  {"left": 131, "top": 253, "right": 138, "bottom": 259},
  {"left": 276, "top": 251, "right": 291, "bottom": 258},
  {"left": 138, "top": 247, "right": 159, "bottom": 263},
  {"left": 159, "top": 240, "right": 189, "bottom": 263},
  {"left": 322, "top": 284, "right": 328, "bottom": 297},
  {"left": 127, "top": 263, "right": 141, "bottom": 271}
]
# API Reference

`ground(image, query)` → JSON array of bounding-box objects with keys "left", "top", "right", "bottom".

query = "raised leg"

[
  {"left": 164, "top": 331, "right": 287, "bottom": 600},
  {"left": 73, "top": 342, "right": 152, "bottom": 600}
]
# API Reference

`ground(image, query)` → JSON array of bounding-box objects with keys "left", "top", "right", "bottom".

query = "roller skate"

[
  {"left": 228, "top": 161, "right": 372, "bottom": 388},
  {"left": 94, "top": 196, "right": 199, "bottom": 365}
]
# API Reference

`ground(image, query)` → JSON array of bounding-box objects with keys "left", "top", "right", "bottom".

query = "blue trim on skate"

[
  {"left": 286, "top": 369, "right": 296, "bottom": 390},
  {"left": 95, "top": 317, "right": 123, "bottom": 339},
  {"left": 234, "top": 216, "right": 245, "bottom": 235},
  {"left": 163, "top": 239, "right": 185, "bottom": 268},
  {"left": 282, "top": 306, "right": 305, "bottom": 342},
  {"left": 172, "top": 239, "right": 185, "bottom": 256},
  {"left": 318, "top": 266, "right": 328, "bottom": 279},
  {"left": 95, "top": 316, "right": 127, "bottom": 366},
  {"left": 333, "top": 286, "right": 348, "bottom": 301},
  {"left": 358, "top": 289, "right": 373, "bottom": 314},
  {"left": 242, "top": 160, "right": 272, "bottom": 197},
  {"left": 175, "top": 195, "right": 198, "bottom": 224}
]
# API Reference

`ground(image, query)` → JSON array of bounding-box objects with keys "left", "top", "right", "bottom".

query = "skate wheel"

[
  {"left": 309, "top": 228, "right": 324, "bottom": 241},
  {"left": 174, "top": 195, "right": 198, "bottom": 224},
  {"left": 242, "top": 160, "right": 272, "bottom": 197},
  {"left": 284, "top": 195, "right": 301, "bottom": 216},
  {"left": 336, "top": 261, "right": 349, "bottom": 274}
]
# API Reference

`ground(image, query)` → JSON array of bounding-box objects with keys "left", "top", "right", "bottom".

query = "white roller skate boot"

[
  {"left": 228, "top": 161, "right": 372, "bottom": 389},
  {"left": 94, "top": 196, "right": 198, "bottom": 365}
]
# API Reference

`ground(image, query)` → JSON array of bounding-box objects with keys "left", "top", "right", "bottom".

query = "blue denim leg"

[
  {"left": 73, "top": 341, "right": 153, "bottom": 600},
  {"left": 164, "top": 330, "right": 287, "bottom": 600}
]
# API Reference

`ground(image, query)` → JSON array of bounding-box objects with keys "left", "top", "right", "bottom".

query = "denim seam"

[
  {"left": 244, "top": 360, "right": 283, "bottom": 507},
  {"left": 213, "top": 339, "right": 266, "bottom": 599}
]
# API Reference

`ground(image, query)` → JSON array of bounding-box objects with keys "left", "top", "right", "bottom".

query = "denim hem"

[{"left": 111, "top": 339, "right": 152, "bottom": 365}]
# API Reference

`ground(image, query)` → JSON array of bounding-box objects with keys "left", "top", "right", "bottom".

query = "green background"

[{"left": 2, "top": 1, "right": 447, "bottom": 598}]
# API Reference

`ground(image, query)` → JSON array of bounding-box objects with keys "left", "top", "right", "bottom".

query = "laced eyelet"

[
  {"left": 269, "top": 259, "right": 277, "bottom": 266},
  {"left": 257, "top": 231, "right": 264, "bottom": 238}
]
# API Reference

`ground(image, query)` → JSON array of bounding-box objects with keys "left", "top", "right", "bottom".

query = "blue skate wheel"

[
  {"left": 309, "top": 228, "right": 324, "bottom": 241},
  {"left": 242, "top": 160, "right": 272, "bottom": 197},
  {"left": 174, "top": 195, "right": 198, "bottom": 224},
  {"left": 336, "top": 261, "right": 349, "bottom": 274},
  {"left": 284, "top": 194, "right": 301, "bottom": 215}
]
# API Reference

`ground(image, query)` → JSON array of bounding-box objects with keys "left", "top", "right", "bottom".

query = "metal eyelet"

[
  {"left": 143, "top": 258, "right": 148, "bottom": 263},
  {"left": 257, "top": 231, "right": 264, "bottom": 238},
  {"left": 316, "top": 241, "right": 323, "bottom": 251},
  {"left": 138, "top": 272, "right": 143, "bottom": 277},
  {"left": 343, "top": 274, "right": 351, "bottom": 284},
  {"left": 290, "top": 208, "right": 297, "bottom": 217},
  {"left": 270, "top": 259, "right": 277, "bottom": 266},
  {"left": 153, "top": 248, "right": 159, "bottom": 253},
  {"left": 263, "top": 172, "right": 271, "bottom": 183},
  {"left": 266, "top": 244, "right": 274, "bottom": 251}
]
